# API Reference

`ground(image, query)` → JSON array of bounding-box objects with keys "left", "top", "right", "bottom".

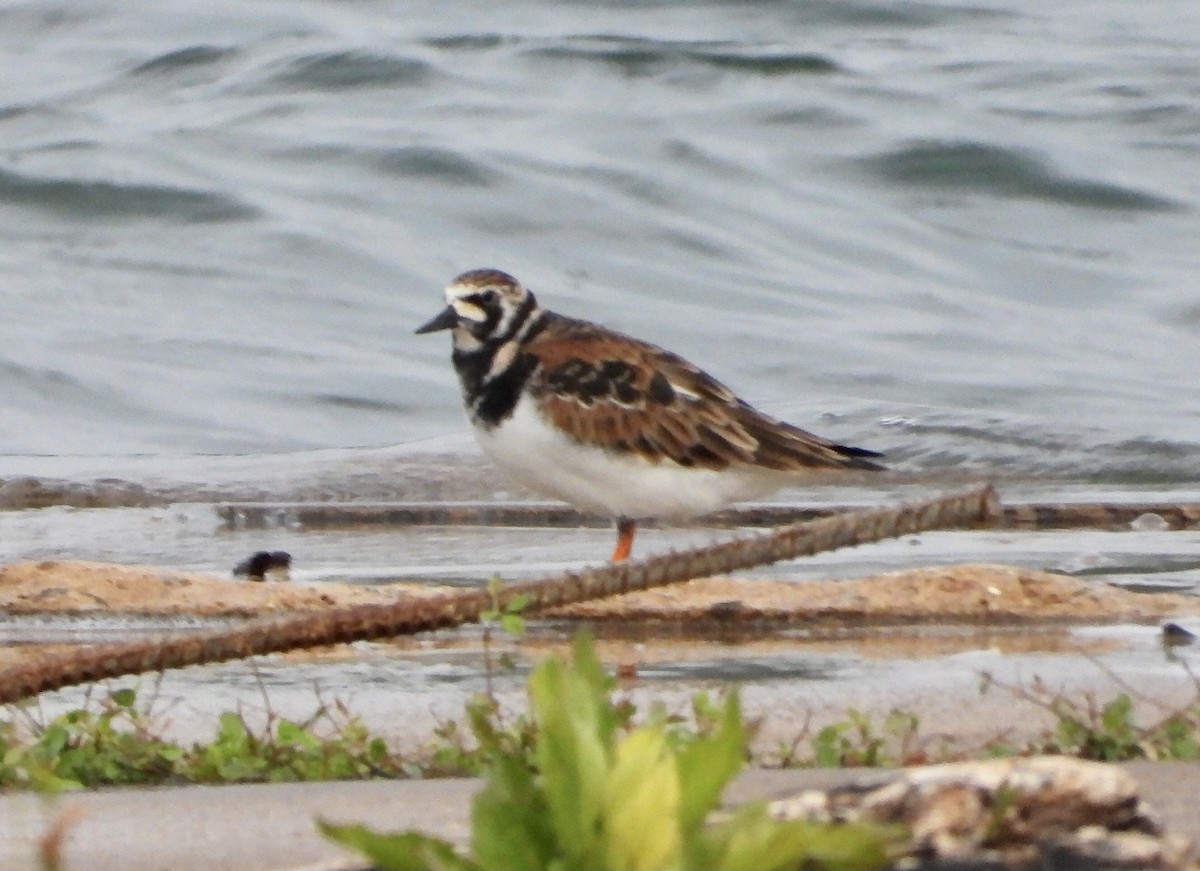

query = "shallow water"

[{"left": 12, "top": 621, "right": 1200, "bottom": 752}]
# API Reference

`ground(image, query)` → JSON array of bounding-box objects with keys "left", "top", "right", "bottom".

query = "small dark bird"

[
  {"left": 1162, "top": 622, "right": 1197, "bottom": 647},
  {"left": 232, "top": 550, "right": 292, "bottom": 582}
]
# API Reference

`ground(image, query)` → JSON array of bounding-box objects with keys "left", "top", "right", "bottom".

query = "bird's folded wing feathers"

[{"left": 523, "top": 319, "right": 882, "bottom": 473}]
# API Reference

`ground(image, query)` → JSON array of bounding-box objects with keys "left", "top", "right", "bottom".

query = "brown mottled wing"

[{"left": 523, "top": 315, "right": 883, "bottom": 472}]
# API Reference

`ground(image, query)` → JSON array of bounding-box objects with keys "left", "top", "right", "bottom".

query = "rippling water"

[{"left": 2, "top": 0, "right": 1199, "bottom": 491}]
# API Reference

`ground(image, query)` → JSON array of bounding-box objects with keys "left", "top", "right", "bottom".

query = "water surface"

[{"left": 0, "top": 0, "right": 1196, "bottom": 467}]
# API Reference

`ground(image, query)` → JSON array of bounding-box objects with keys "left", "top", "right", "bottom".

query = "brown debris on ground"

[
  {"left": 544, "top": 563, "right": 1200, "bottom": 626},
  {"left": 0, "top": 560, "right": 436, "bottom": 618},
  {"left": 0, "top": 560, "right": 1196, "bottom": 627}
]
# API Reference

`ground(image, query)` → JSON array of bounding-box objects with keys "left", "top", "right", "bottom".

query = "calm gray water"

[{"left": 2, "top": 0, "right": 1199, "bottom": 490}]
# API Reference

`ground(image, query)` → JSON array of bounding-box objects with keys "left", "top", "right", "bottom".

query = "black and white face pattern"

[
  {"left": 445, "top": 269, "right": 537, "bottom": 348},
  {"left": 415, "top": 269, "right": 546, "bottom": 426}
]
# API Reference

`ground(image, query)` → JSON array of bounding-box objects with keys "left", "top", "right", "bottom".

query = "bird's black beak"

[{"left": 415, "top": 305, "right": 458, "bottom": 335}]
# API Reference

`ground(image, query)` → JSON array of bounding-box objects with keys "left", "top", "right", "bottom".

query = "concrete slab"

[{"left": 1, "top": 763, "right": 1196, "bottom": 871}]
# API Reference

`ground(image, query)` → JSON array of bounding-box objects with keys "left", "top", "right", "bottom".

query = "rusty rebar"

[{"left": 0, "top": 483, "right": 998, "bottom": 704}]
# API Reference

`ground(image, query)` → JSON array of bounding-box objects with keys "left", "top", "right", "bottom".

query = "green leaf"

[
  {"left": 318, "top": 820, "right": 479, "bottom": 871},
  {"left": 676, "top": 693, "right": 746, "bottom": 836},
  {"left": 1100, "top": 694, "right": 1133, "bottom": 737},
  {"left": 215, "top": 712, "right": 251, "bottom": 747},
  {"left": 1161, "top": 717, "right": 1200, "bottom": 760},
  {"left": 38, "top": 725, "right": 69, "bottom": 756},
  {"left": 602, "top": 726, "right": 682, "bottom": 871},
  {"left": 471, "top": 754, "right": 554, "bottom": 871},
  {"left": 525, "top": 633, "right": 628, "bottom": 868},
  {"left": 499, "top": 613, "right": 526, "bottom": 638},
  {"left": 702, "top": 804, "right": 896, "bottom": 871},
  {"left": 528, "top": 655, "right": 608, "bottom": 869},
  {"left": 813, "top": 723, "right": 847, "bottom": 767},
  {"left": 276, "top": 720, "right": 320, "bottom": 749}
]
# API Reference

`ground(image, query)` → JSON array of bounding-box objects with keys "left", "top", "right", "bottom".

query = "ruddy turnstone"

[{"left": 416, "top": 268, "right": 883, "bottom": 561}]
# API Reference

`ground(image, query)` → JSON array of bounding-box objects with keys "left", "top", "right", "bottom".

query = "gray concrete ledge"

[{"left": 1, "top": 762, "right": 1196, "bottom": 871}]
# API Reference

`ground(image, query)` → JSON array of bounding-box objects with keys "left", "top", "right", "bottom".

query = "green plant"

[
  {"left": 188, "top": 707, "right": 396, "bottom": 783},
  {"left": 478, "top": 579, "right": 530, "bottom": 692},
  {"left": 321, "top": 633, "right": 898, "bottom": 871},
  {"left": 1, "top": 687, "right": 181, "bottom": 791},
  {"left": 803, "top": 708, "right": 923, "bottom": 769},
  {"left": 1, "top": 688, "right": 416, "bottom": 790},
  {"left": 981, "top": 668, "right": 1200, "bottom": 762},
  {"left": 428, "top": 583, "right": 539, "bottom": 776},
  {"left": 428, "top": 692, "right": 539, "bottom": 777},
  {"left": 1049, "top": 693, "right": 1142, "bottom": 761},
  {"left": 481, "top": 578, "right": 530, "bottom": 641}
]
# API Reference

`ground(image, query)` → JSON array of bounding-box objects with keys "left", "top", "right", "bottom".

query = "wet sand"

[{"left": 2, "top": 559, "right": 1195, "bottom": 624}]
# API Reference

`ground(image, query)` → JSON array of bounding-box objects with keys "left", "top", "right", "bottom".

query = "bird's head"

[{"left": 415, "top": 268, "right": 538, "bottom": 347}]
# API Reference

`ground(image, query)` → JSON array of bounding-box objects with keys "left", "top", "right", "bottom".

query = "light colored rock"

[{"left": 770, "top": 756, "right": 1196, "bottom": 869}]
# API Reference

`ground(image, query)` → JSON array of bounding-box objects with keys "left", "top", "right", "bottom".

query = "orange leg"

[{"left": 611, "top": 518, "right": 636, "bottom": 562}]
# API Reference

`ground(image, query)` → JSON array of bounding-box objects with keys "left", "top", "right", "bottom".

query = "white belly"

[{"left": 474, "top": 395, "right": 785, "bottom": 520}]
